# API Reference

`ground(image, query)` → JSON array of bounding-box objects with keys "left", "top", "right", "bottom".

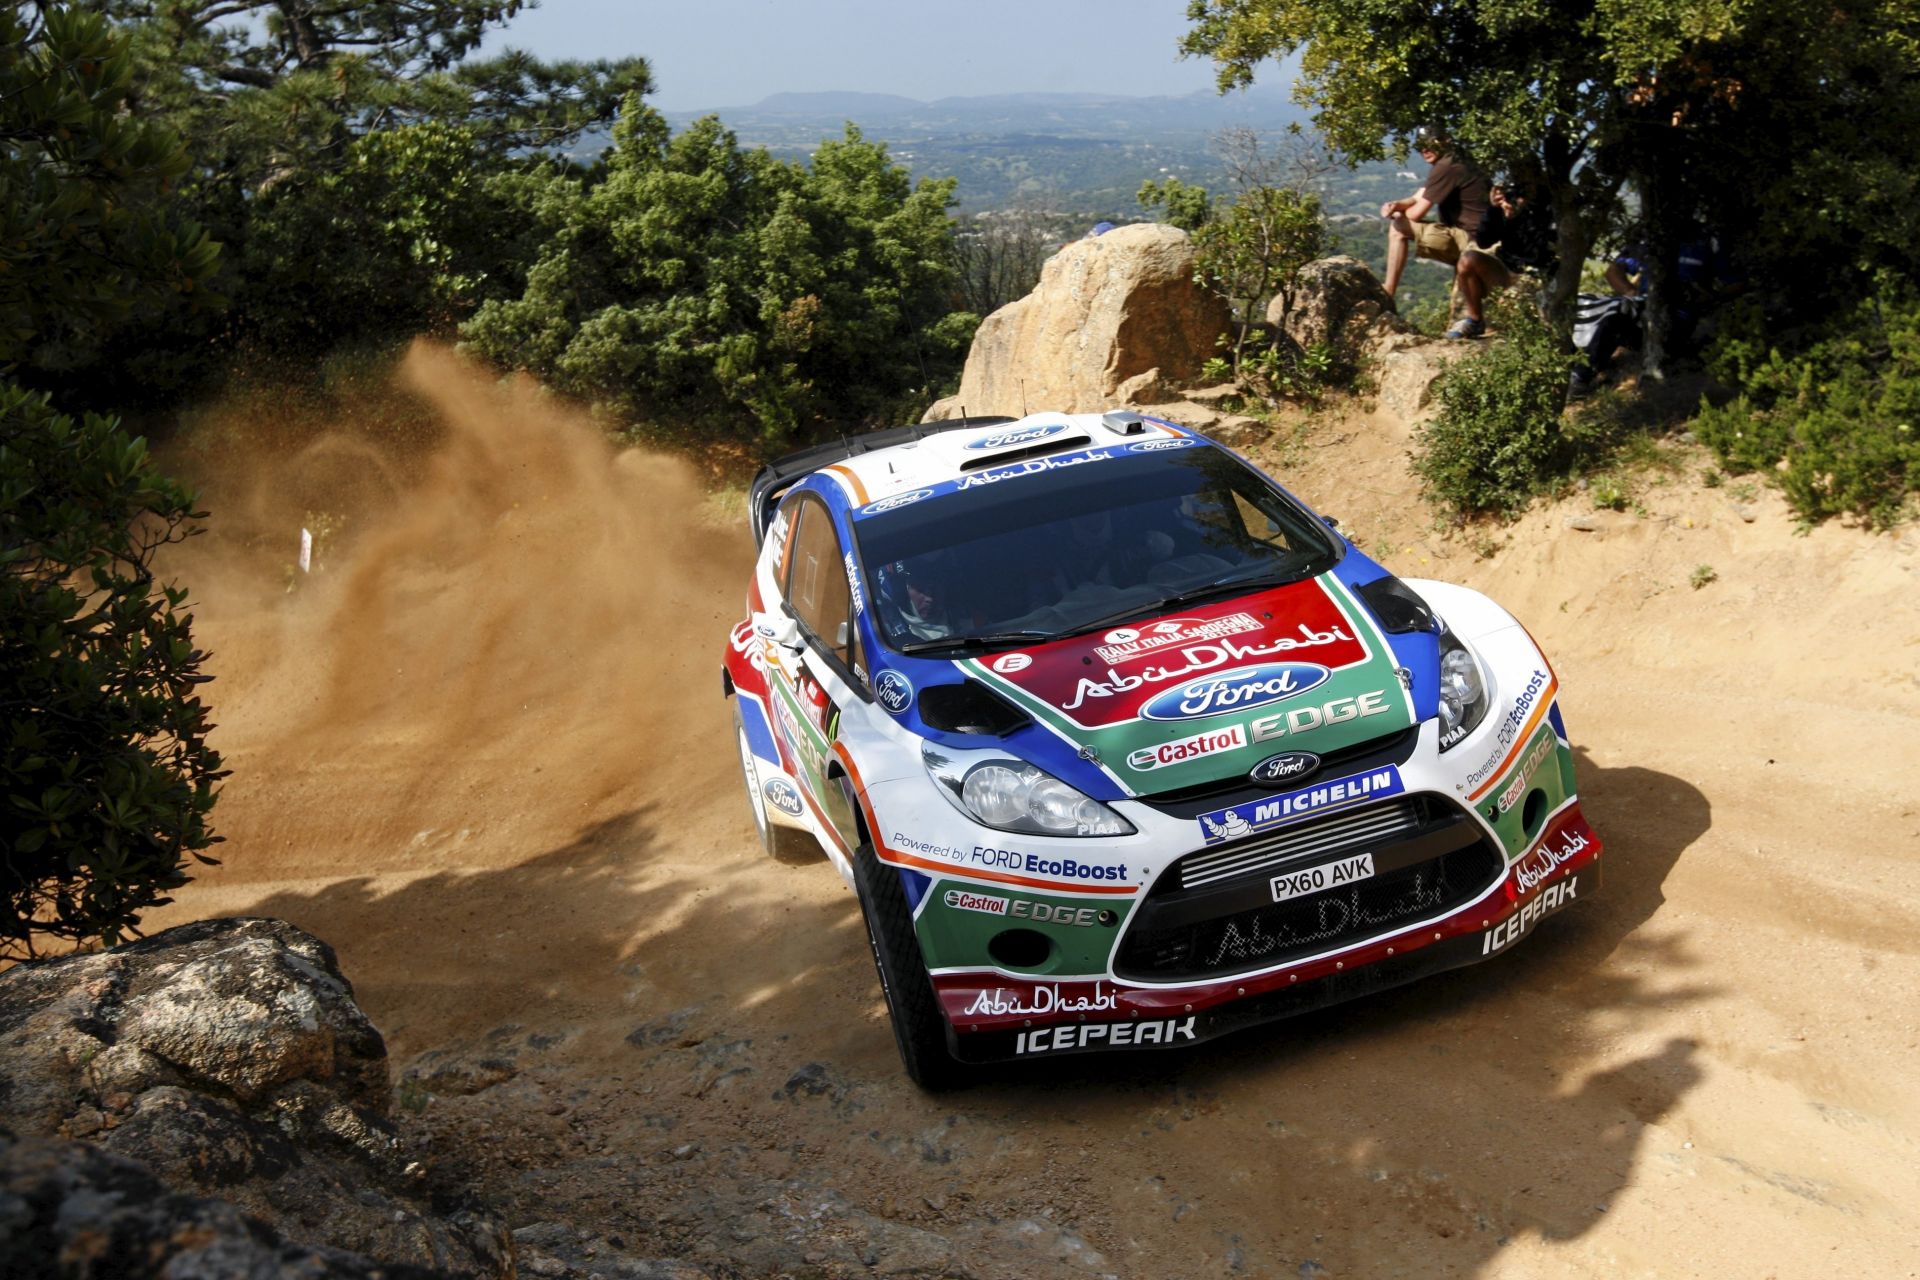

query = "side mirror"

[
  {"left": 835, "top": 619, "right": 850, "bottom": 648},
  {"left": 1321, "top": 514, "right": 1341, "bottom": 529},
  {"left": 753, "top": 610, "right": 803, "bottom": 654}
]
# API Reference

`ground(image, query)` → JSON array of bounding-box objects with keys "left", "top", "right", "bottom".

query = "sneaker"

[{"left": 1444, "top": 316, "right": 1486, "bottom": 340}]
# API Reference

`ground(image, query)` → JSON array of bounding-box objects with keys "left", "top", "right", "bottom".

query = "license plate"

[{"left": 1270, "top": 852, "right": 1376, "bottom": 903}]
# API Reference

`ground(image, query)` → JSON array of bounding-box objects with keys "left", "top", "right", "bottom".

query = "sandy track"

[{"left": 151, "top": 350, "right": 1920, "bottom": 1279}]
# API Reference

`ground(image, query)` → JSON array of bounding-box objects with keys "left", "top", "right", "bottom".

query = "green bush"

[
  {"left": 1414, "top": 293, "right": 1574, "bottom": 517},
  {"left": 1694, "top": 284, "right": 1920, "bottom": 528},
  {"left": 1, "top": 383, "right": 224, "bottom": 959}
]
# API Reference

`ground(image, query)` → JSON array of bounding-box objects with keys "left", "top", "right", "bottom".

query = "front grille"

[
  {"left": 1176, "top": 798, "right": 1424, "bottom": 889},
  {"left": 1114, "top": 795, "right": 1503, "bottom": 982}
]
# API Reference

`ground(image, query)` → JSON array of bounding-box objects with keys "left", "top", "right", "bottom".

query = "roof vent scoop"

[{"left": 1102, "top": 410, "right": 1151, "bottom": 436}]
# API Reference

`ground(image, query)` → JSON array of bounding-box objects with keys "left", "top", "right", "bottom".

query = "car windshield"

[{"left": 854, "top": 447, "right": 1341, "bottom": 652}]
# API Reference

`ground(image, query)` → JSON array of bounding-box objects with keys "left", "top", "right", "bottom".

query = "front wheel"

[{"left": 853, "top": 843, "right": 964, "bottom": 1091}]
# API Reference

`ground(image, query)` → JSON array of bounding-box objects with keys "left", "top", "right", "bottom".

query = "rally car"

[{"left": 723, "top": 410, "right": 1602, "bottom": 1088}]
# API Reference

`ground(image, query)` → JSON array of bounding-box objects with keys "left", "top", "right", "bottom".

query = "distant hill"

[
  {"left": 589, "top": 86, "right": 1315, "bottom": 214},
  {"left": 667, "top": 85, "right": 1309, "bottom": 136},
  {"left": 566, "top": 87, "right": 1422, "bottom": 226}
]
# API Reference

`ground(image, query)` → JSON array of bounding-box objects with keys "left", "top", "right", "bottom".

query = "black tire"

[
  {"left": 853, "top": 843, "right": 965, "bottom": 1091},
  {"left": 732, "top": 701, "right": 821, "bottom": 865}
]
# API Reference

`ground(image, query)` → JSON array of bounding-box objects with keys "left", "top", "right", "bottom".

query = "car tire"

[
  {"left": 853, "top": 843, "right": 965, "bottom": 1092},
  {"left": 733, "top": 702, "right": 820, "bottom": 865}
]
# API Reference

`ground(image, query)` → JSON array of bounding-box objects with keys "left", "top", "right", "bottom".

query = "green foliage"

[
  {"left": 1138, "top": 177, "right": 1214, "bottom": 232},
  {"left": 1180, "top": 0, "right": 1920, "bottom": 333},
  {"left": 1693, "top": 284, "right": 1920, "bottom": 527},
  {"left": 243, "top": 122, "right": 548, "bottom": 348},
  {"left": 1689, "top": 564, "right": 1718, "bottom": 590},
  {"left": 1, "top": 384, "right": 224, "bottom": 958},
  {"left": 0, "top": 5, "right": 222, "bottom": 372},
  {"left": 1414, "top": 294, "right": 1576, "bottom": 517},
  {"left": 36, "top": 1, "right": 649, "bottom": 406},
  {"left": 461, "top": 102, "right": 972, "bottom": 447},
  {"left": 1195, "top": 185, "right": 1328, "bottom": 366}
]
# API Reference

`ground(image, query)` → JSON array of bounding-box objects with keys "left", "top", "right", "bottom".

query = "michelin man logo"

[{"left": 1200, "top": 811, "right": 1255, "bottom": 842}]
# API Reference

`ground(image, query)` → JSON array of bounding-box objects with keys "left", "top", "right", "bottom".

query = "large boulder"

[
  {"left": 1269, "top": 255, "right": 1408, "bottom": 359},
  {"left": 927, "top": 223, "right": 1230, "bottom": 420},
  {"left": 0, "top": 917, "right": 509, "bottom": 1277}
]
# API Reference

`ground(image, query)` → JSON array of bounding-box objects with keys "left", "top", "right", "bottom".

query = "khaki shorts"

[{"left": 1409, "top": 220, "right": 1472, "bottom": 264}]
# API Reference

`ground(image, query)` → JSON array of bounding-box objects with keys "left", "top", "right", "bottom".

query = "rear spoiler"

[{"left": 746, "top": 416, "right": 1016, "bottom": 545}]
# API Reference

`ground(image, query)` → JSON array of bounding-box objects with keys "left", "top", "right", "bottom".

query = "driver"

[
  {"left": 1058, "top": 510, "right": 1175, "bottom": 592},
  {"left": 889, "top": 551, "right": 957, "bottom": 641}
]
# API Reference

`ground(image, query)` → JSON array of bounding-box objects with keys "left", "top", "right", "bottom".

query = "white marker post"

[{"left": 299, "top": 527, "right": 312, "bottom": 574}]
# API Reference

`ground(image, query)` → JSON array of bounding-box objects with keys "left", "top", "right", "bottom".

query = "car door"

[{"left": 768, "top": 492, "right": 867, "bottom": 849}]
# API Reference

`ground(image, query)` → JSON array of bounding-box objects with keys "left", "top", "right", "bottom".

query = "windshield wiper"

[
  {"left": 1064, "top": 570, "right": 1298, "bottom": 636},
  {"left": 895, "top": 629, "right": 1058, "bottom": 656}
]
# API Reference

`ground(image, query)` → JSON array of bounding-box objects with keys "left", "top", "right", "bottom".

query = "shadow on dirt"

[{"left": 968, "top": 745, "right": 1712, "bottom": 1275}]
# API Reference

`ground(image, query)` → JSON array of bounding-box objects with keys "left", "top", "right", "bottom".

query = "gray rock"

[
  {"left": 512, "top": 1221, "right": 714, "bottom": 1279},
  {"left": 0, "top": 1133, "right": 451, "bottom": 1279},
  {"left": 0, "top": 916, "right": 386, "bottom": 1129},
  {"left": 0, "top": 917, "right": 510, "bottom": 1278}
]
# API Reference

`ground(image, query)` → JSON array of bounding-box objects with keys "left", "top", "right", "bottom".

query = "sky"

[{"left": 479, "top": 1, "right": 1253, "bottom": 112}]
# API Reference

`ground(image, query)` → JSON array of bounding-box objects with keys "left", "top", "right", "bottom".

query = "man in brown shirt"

[{"left": 1380, "top": 129, "right": 1503, "bottom": 338}]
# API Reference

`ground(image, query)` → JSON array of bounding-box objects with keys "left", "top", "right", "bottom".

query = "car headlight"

[
  {"left": 922, "top": 745, "right": 1134, "bottom": 837},
  {"left": 1437, "top": 628, "right": 1489, "bottom": 751}
]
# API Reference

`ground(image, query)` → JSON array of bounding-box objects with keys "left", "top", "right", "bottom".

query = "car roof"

[{"left": 822, "top": 411, "right": 1201, "bottom": 513}]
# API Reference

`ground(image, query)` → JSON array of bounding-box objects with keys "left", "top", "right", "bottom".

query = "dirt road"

[{"left": 152, "top": 347, "right": 1920, "bottom": 1279}]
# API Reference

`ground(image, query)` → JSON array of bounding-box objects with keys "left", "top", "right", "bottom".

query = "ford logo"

[
  {"left": 862, "top": 489, "right": 934, "bottom": 515},
  {"left": 966, "top": 424, "right": 1063, "bottom": 450},
  {"left": 1127, "top": 438, "right": 1197, "bottom": 452},
  {"left": 1249, "top": 751, "right": 1321, "bottom": 786},
  {"left": 874, "top": 669, "right": 914, "bottom": 714},
  {"left": 762, "top": 777, "right": 804, "bottom": 816},
  {"left": 1139, "top": 663, "right": 1331, "bottom": 721}
]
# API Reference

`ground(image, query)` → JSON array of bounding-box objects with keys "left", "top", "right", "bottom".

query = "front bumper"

[{"left": 932, "top": 802, "right": 1601, "bottom": 1063}]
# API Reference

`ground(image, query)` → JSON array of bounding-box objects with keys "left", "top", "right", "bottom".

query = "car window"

[
  {"left": 854, "top": 448, "right": 1339, "bottom": 651},
  {"left": 783, "top": 496, "right": 856, "bottom": 670}
]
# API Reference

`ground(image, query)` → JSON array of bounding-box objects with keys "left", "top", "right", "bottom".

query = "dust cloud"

[{"left": 165, "top": 342, "right": 753, "bottom": 887}]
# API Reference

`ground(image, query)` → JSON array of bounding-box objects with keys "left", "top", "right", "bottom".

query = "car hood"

[{"left": 959, "top": 572, "right": 1425, "bottom": 797}]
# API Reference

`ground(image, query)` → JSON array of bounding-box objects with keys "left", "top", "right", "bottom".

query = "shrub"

[
  {"left": 1413, "top": 293, "right": 1574, "bottom": 517},
  {"left": 1694, "top": 283, "right": 1920, "bottom": 528},
  {"left": 1, "top": 383, "right": 224, "bottom": 958}
]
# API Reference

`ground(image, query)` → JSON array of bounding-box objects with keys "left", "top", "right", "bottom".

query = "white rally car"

[{"left": 723, "top": 411, "right": 1601, "bottom": 1088}]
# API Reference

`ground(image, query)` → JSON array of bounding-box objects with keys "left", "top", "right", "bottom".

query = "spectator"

[
  {"left": 1380, "top": 127, "right": 1495, "bottom": 339},
  {"left": 1571, "top": 236, "right": 1738, "bottom": 394},
  {"left": 1449, "top": 181, "right": 1558, "bottom": 335}
]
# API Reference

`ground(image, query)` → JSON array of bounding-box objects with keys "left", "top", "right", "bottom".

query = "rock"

[
  {"left": 1369, "top": 332, "right": 1474, "bottom": 419},
  {"left": 1566, "top": 515, "right": 1601, "bottom": 532},
  {"left": 1113, "top": 365, "right": 1167, "bottom": 405},
  {"left": 512, "top": 1222, "right": 714, "bottom": 1279},
  {"left": 1271, "top": 256, "right": 1407, "bottom": 360},
  {"left": 931, "top": 224, "right": 1231, "bottom": 419},
  {"left": 1203, "top": 417, "right": 1268, "bottom": 449},
  {"left": 0, "top": 1133, "right": 450, "bottom": 1280},
  {"left": 1182, "top": 382, "right": 1248, "bottom": 408},
  {"left": 404, "top": 1051, "right": 519, "bottom": 1097},
  {"left": 0, "top": 917, "right": 511, "bottom": 1277}
]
